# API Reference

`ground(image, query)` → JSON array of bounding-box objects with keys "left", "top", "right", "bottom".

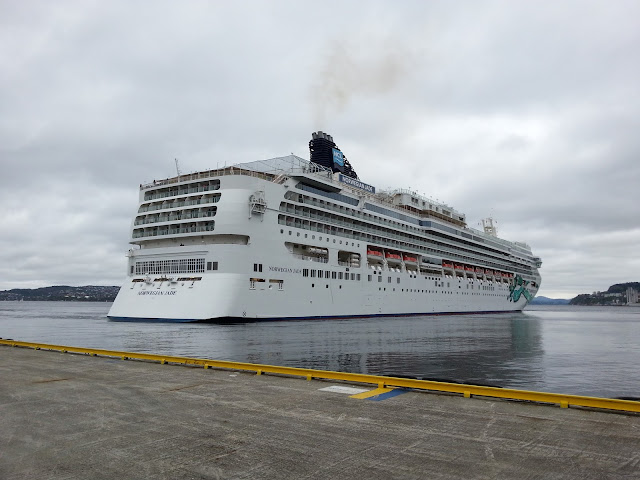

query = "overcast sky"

[{"left": 1, "top": 0, "right": 638, "bottom": 298}]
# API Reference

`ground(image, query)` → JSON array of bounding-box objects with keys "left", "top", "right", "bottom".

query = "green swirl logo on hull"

[{"left": 508, "top": 275, "right": 532, "bottom": 303}]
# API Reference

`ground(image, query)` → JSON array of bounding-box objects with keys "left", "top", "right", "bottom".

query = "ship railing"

[
  {"left": 139, "top": 155, "right": 334, "bottom": 191},
  {"left": 138, "top": 195, "right": 221, "bottom": 214},
  {"left": 290, "top": 253, "right": 328, "bottom": 264},
  {"left": 337, "top": 260, "right": 358, "bottom": 267},
  {"left": 140, "top": 166, "right": 275, "bottom": 191},
  {"left": 282, "top": 209, "right": 524, "bottom": 274}
]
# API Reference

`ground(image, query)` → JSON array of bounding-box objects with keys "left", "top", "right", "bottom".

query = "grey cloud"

[{"left": 1, "top": 0, "right": 638, "bottom": 298}]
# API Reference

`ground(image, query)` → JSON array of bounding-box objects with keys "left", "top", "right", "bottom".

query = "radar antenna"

[{"left": 174, "top": 158, "right": 182, "bottom": 176}]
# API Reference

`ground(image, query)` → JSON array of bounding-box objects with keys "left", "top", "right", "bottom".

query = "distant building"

[{"left": 627, "top": 288, "right": 639, "bottom": 305}]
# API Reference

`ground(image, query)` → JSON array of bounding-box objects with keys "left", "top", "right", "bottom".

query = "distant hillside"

[
  {"left": 607, "top": 282, "right": 640, "bottom": 294},
  {"left": 0, "top": 285, "right": 120, "bottom": 302},
  {"left": 570, "top": 282, "right": 640, "bottom": 306},
  {"left": 529, "top": 296, "right": 570, "bottom": 305}
]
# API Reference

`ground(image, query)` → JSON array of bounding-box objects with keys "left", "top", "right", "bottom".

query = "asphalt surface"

[{"left": 1, "top": 345, "right": 639, "bottom": 479}]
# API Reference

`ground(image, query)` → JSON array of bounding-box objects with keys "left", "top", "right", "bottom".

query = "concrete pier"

[{"left": 1, "top": 346, "right": 639, "bottom": 479}]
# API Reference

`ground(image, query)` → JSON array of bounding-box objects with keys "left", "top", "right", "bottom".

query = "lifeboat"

[
  {"left": 403, "top": 254, "right": 418, "bottom": 263},
  {"left": 442, "top": 261, "right": 453, "bottom": 268},
  {"left": 367, "top": 248, "right": 383, "bottom": 257},
  {"left": 495, "top": 272, "right": 502, "bottom": 277},
  {"left": 485, "top": 270, "right": 494, "bottom": 275},
  {"left": 464, "top": 266, "right": 474, "bottom": 272},
  {"left": 454, "top": 264, "right": 464, "bottom": 270},
  {"left": 385, "top": 252, "right": 402, "bottom": 260},
  {"left": 475, "top": 267, "right": 484, "bottom": 274}
]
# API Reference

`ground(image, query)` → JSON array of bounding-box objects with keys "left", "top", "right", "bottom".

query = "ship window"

[
  {"left": 338, "top": 272, "right": 343, "bottom": 280},
  {"left": 397, "top": 278, "right": 400, "bottom": 284},
  {"left": 368, "top": 275, "right": 372, "bottom": 281},
  {"left": 311, "top": 270, "right": 316, "bottom": 278},
  {"left": 332, "top": 272, "right": 337, "bottom": 279},
  {"left": 357, "top": 274, "right": 360, "bottom": 281},
  {"left": 325, "top": 271, "right": 331, "bottom": 279},
  {"left": 388, "top": 277, "right": 391, "bottom": 283},
  {"left": 130, "top": 266, "right": 134, "bottom": 274},
  {"left": 378, "top": 276, "right": 382, "bottom": 283},
  {"left": 303, "top": 269, "right": 309, "bottom": 277}
]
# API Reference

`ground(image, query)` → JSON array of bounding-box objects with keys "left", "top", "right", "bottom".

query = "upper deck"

[{"left": 136, "top": 155, "right": 534, "bottom": 259}]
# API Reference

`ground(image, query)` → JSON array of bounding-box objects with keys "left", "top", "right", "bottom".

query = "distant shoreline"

[{"left": 0, "top": 286, "right": 119, "bottom": 303}]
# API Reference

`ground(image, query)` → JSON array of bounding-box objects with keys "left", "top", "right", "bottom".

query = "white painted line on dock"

[{"left": 319, "top": 386, "right": 370, "bottom": 395}]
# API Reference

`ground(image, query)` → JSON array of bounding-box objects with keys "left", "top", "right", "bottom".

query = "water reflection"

[{"left": 227, "top": 313, "right": 545, "bottom": 390}]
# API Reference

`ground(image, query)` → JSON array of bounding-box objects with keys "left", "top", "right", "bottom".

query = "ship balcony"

[
  {"left": 132, "top": 221, "right": 216, "bottom": 239},
  {"left": 143, "top": 180, "right": 220, "bottom": 202},
  {"left": 134, "top": 208, "right": 217, "bottom": 226},
  {"left": 277, "top": 213, "right": 522, "bottom": 273},
  {"left": 137, "top": 194, "right": 221, "bottom": 213}
]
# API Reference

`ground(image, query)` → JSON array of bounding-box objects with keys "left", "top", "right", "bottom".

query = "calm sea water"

[{"left": 1, "top": 302, "right": 639, "bottom": 399}]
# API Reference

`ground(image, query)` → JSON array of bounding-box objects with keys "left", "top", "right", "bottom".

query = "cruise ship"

[{"left": 108, "top": 132, "right": 542, "bottom": 322}]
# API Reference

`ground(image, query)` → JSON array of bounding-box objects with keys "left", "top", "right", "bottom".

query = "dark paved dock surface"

[{"left": 1, "top": 346, "right": 640, "bottom": 479}]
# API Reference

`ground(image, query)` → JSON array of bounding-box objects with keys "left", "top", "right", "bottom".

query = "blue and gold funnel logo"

[{"left": 332, "top": 148, "right": 344, "bottom": 168}]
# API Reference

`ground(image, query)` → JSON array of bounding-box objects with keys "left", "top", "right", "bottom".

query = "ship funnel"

[{"left": 309, "top": 131, "right": 358, "bottom": 179}]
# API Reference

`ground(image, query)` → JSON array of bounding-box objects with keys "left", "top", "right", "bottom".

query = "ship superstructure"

[{"left": 108, "top": 132, "right": 542, "bottom": 321}]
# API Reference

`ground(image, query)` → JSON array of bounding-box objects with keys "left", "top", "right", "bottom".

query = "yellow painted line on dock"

[
  {"left": 350, "top": 387, "right": 394, "bottom": 399},
  {"left": 2, "top": 338, "right": 640, "bottom": 414}
]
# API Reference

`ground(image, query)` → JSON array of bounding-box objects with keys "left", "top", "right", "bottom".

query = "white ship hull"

[
  {"left": 108, "top": 272, "right": 530, "bottom": 322},
  {"left": 109, "top": 138, "right": 541, "bottom": 322}
]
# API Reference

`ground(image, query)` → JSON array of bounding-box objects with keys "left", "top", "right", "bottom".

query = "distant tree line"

[{"left": 0, "top": 286, "right": 120, "bottom": 302}]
